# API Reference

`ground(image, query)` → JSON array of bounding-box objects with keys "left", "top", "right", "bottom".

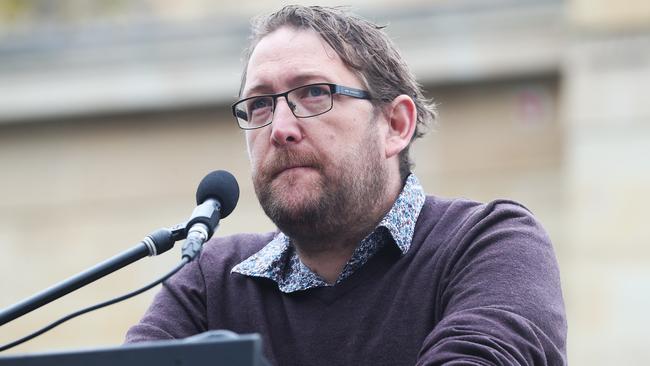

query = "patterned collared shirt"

[{"left": 231, "top": 174, "right": 426, "bottom": 293}]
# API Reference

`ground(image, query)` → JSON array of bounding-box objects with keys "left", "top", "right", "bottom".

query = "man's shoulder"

[
  {"left": 421, "top": 195, "right": 536, "bottom": 223},
  {"left": 416, "top": 195, "right": 545, "bottom": 245}
]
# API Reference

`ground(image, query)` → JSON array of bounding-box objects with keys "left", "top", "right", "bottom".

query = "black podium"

[{"left": 0, "top": 330, "right": 268, "bottom": 366}]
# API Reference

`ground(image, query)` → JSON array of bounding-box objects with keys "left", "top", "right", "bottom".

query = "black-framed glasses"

[{"left": 232, "top": 83, "right": 372, "bottom": 130}]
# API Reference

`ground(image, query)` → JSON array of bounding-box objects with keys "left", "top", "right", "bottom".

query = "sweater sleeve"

[
  {"left": 416, "top": 200, "right": 567, "bottom": 365},
  {"left": 124, "top": 256, "right": 208, "bottom": 343}
]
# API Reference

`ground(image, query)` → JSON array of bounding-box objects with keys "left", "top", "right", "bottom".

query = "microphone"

[{"left": 181, "top": 170, "right": 239, "bottom": 260}]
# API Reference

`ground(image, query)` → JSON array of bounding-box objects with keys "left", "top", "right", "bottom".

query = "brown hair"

[{"left": 239, "top": 5, "right": 436, "bottom": 180}]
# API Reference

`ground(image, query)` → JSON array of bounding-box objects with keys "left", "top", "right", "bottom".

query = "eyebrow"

[{"left": 243, "top": 73, "right": 332, "bottom": 97}]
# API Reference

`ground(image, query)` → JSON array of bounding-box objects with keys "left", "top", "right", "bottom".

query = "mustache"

[{"left": 259, "top": 149, "right": 323, "bottom": 180}]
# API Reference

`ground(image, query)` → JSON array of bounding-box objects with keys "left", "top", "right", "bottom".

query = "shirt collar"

[
  {"left": 376, "top": 174, "right": 426, "bottom": 254},
  {"left": 231, "top": 174, "right": 425, "bottom": 286}
]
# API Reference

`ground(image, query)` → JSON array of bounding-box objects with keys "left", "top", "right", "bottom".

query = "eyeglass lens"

[{"left": 235, "top": 84, "right": 333, "bottom": 128}]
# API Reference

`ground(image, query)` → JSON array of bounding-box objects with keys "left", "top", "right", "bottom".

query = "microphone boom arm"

[{"left": 0, "top": 226, "right": 183, "bottom": 327}]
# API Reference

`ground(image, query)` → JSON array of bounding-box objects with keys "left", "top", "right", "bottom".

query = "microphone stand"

[{"left": 0, "top": 224, "right": 186, "bottom": 327}]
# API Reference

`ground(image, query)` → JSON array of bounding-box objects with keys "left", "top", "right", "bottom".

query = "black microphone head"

[{"left": 196, "top": 170, "right": 239, "bottom": 218}]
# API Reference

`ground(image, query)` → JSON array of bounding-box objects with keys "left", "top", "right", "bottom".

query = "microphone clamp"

[{"left": 181, "top": 223, "right": 210, "bottom": 261}]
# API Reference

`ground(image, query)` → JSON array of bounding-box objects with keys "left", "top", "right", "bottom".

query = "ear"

[{"left": 383, "top": 95, "right": 417, "bottom": 159}]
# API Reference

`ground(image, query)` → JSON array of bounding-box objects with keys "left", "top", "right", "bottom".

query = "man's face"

[{"left": 243, "top": 27, "right": 390, "bottom": 243}]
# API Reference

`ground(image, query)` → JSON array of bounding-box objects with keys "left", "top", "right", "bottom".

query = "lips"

[{"left": 274, "top": 164, "right": 316, "bottom": 179}]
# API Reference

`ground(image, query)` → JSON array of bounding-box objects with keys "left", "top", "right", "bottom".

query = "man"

[{"left": 126, "top": 5, "right": 567, "bottom": 365}]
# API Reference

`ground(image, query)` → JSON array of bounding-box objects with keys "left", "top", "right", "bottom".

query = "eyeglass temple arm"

[{"left": 333, "top": 85, "right": 371, "bottom": 99}]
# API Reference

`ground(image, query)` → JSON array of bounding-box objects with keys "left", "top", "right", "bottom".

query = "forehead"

[{"left": 243, "top": 27, "right": 357, "bottom": 96}]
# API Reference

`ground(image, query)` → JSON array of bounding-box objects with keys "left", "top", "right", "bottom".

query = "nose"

[{"left": 270, "top": 97, "right": 303, "bottom": 146}]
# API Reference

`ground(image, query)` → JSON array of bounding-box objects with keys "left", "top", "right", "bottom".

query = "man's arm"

[
  {"left": 417, "top": 201, "right": 567, "bottom": 365},
  {"left": 125, "top": 257, "right": 208, "bottom": 343}
]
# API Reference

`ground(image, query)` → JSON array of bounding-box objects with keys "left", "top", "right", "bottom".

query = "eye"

[
  {"left": 307, "top": 86, "right": 325, "bottom": 97},
  {"left": 249, "top": 97, "right": 273, "bottom": 111},
  {"left": 300, "top": 85, "right": 331, "bottom": 99}
]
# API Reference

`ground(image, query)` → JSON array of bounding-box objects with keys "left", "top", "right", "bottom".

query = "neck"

[{"left": 293, "top": 238, "right": 359, "bottom": 284}]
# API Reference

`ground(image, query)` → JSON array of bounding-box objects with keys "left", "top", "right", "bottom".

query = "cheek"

[
  {"left": 325, "top": 131, "right": 336, "bottom": 144},
  {"left": 245, "top": 131, "right": 265, "bottom": 167}
]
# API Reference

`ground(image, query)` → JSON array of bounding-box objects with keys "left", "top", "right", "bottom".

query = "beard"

[{"left": 252, "top": 122, "right": 388, "bottom": 251}]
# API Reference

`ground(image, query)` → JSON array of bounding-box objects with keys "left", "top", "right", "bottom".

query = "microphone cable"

[{"left": 0, "top": 258, "right": 189, "bottom": 353}]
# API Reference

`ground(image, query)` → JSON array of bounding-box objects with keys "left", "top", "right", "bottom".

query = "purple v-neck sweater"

[{"left": 126, "top": 197, "right": 567, "bottom": 365}]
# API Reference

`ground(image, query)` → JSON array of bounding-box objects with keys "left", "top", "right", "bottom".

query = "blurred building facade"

[{"left": 0, "top": 1, "right": 648, "bottom": 365}]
